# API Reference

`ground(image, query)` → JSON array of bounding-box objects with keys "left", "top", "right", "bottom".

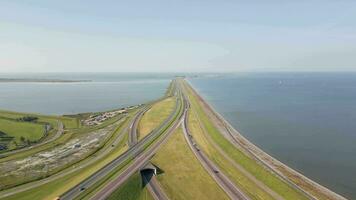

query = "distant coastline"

[{"left": 0, "top": 78, "right": 92, "bottom": 83}]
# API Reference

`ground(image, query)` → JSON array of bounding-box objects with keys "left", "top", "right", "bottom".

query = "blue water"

[
  {"left": 189, "top": 73, "right": 356, "bottom": 199},
  {"left": 0, "top": 73, "right": 174, "bottom": 115}
]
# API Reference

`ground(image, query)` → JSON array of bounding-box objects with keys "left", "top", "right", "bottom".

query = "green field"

[
  {"left": 108, "top": 172, "right": 153, "bottom": 200},
  {"left": 151, "top": 127, "right": 229, "bottom": 200},
  {"left": 0, "top": 118, "right": 44, "bottom": 141},
  {"left": 0, "top": 109, "right": 79, "bottom": 151},
  {"left": 138, "top": 97, "right": 176, "bottom": 140},
  {"left": 0, "top": 110, "right": 78, "bottom": 129},
  {"left": 0, "top": 118, "right": 45, "bottom": 150}
]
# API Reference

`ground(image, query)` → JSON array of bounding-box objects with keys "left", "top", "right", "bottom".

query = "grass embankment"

[
  {"left": 107, "top": 172, "right": 153, "bottom": 200},
  {"left": 138, "top": 97, "right": 175, "bottom": 140},
  {"left": 151, "top": 127, "right": 229, "bottom": 200},
  {"left": 2, "top": 116, "right": 131, "bottom": 200},
  {"left": 182, "top": 80, "right": 308, "bottom": 200}
]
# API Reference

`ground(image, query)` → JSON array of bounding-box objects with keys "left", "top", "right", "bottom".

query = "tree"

[{"left": 20, "top": 136, "right": 26, "bottom": 144}]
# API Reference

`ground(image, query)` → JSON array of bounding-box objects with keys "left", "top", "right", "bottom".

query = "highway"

[
  {"left": 89, "top": 90, "right": 186, "bottom": 200},
  {"left": 180, "top": 80, "right": 321, "bottom": 200},
  {"left": 0, "top": 121, "right": 64, "bottom": 159},
  {"left": 60, "top": 85, "right": 183, "bottom": 200},
  {"left": 181, "top": 89, "right": 249, "bottom": 200},
  {"left": 128, "top": 105, "right": 169, "bottom": 200},
  {"left": 128, "top": 106, "right": 150, "bottom": 147}
]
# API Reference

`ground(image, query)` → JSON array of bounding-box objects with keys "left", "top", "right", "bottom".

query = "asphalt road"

[
  {"left": 0, "top": 120, "right": 64, "bottom": 158},
  {"left": 143, "top": 174, "right": 169, "bottom": 200},
  {"left": 128, "top": 106, "right": 169, "bottom": 200},
  {"left": 181, "top": 80, "right": 322, "bottom": 200},
  {"left": 89, "top": 96, "right": 186, "bottom": 200},
  {"left": 128, "top": 106, "right": 150, "bottom": 147},
  {"left": 61, "top": 87, "right": 182, "bottom": 200},
  {"left": 181, "top": 91, "right": 249, "bottom": 200}
]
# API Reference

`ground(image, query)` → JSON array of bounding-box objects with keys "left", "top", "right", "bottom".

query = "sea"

[
  {"left": 189, "top": 72, "right": 356, "bottom": 199},
  {"left": 0, "top": 72, "right": 355, "bottom": 199},
  {"left": 0, "top": 73, "right": 175, "bottom": 115}
]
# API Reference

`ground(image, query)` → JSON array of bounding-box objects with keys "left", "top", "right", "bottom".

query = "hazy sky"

[{"left": 1, "top": 0, "right": 356, "bottom": 72}]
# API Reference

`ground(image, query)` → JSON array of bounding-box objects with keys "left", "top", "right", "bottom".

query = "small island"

[{"left": 0, "top": 78, "right": 92, "bottom": 83}]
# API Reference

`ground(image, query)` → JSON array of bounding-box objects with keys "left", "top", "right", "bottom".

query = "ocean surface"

[
  {"left": 189, "top": 73, "right": 356, "bottom": 199},
  {"left": 0, "top": 73, "right": 174, "bottom": 115}
]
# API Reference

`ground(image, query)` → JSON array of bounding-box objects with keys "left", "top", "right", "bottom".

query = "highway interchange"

[{"left": 61, "top": 79, "right": 250, "bottom": 200}]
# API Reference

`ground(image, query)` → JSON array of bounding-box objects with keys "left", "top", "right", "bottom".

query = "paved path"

[{"left": 143, "top": 174, "right": 169, "bottom": 200}]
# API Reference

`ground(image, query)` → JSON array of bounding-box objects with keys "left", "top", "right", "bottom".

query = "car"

[
  {"left": 214, "top": 170, "right": 219, "bottom": 173},
  {"left": 80, "top": 187, "right": 86, "bottom": 191}
]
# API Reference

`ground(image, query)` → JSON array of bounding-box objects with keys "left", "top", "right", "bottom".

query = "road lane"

[
  {"left": 128, "top": 106, "right": 150, "bottom": 147},
  {"left": 143, "top": 174, "right": 169, "bottom": 200},
  {"left": 128, "top": 105, "right": 169, "bottom": 200},
  {"left": 181, "top": 90, "right": 249, "bottom": 200}
]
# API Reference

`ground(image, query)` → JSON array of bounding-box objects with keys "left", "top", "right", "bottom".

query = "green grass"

[
  {"left": 107, "top": 172, "right": 153, "bottom": 200},
  {"left": 0, "top": 109, "right": 79, "bottom": 152},
  {"left": 0, "top": 118, "right": 44, "bottom": 142},
  {"left": 138, "top": 97, "right": 175, "bottom": 140},
  {"left": 182, "top": 80, "right": 309, "bottom": 200},
  {"left": 0, "top": 110, "right": 79, "bottom": 129},
  {"left": 151, "top": 127, "right": 229, "bottom": 200}
]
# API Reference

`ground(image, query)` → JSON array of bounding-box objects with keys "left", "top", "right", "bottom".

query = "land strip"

[{"left": 182, "top": 79, "right": 346, "bottom": 200}]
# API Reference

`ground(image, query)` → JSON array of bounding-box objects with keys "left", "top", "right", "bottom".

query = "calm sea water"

[
  {"left": 0, "top": 73, "right": 174, "bottom": 115},
  {"left": 189, "top": 73, "right": 356, "bottom": 199}
]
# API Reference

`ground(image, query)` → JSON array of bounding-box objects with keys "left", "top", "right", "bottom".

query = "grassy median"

[
  {"left": 138, "top": 97, "right": 175, "bottom": 140},
  {"left": 151, "top": 127, "right": 229, "bottom": 200}
]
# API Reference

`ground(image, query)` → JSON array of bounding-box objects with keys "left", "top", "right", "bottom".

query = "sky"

[{"left": 0, "top": 0, "right": 356, "bottom": 73}]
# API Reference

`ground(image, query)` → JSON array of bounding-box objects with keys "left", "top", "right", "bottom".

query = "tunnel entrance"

[
  {"left": 141, "top": 163, "right": 157, "bottom": 175},
  {"left": 140, "top": 162, "right": 163, "bottom": 188}
]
